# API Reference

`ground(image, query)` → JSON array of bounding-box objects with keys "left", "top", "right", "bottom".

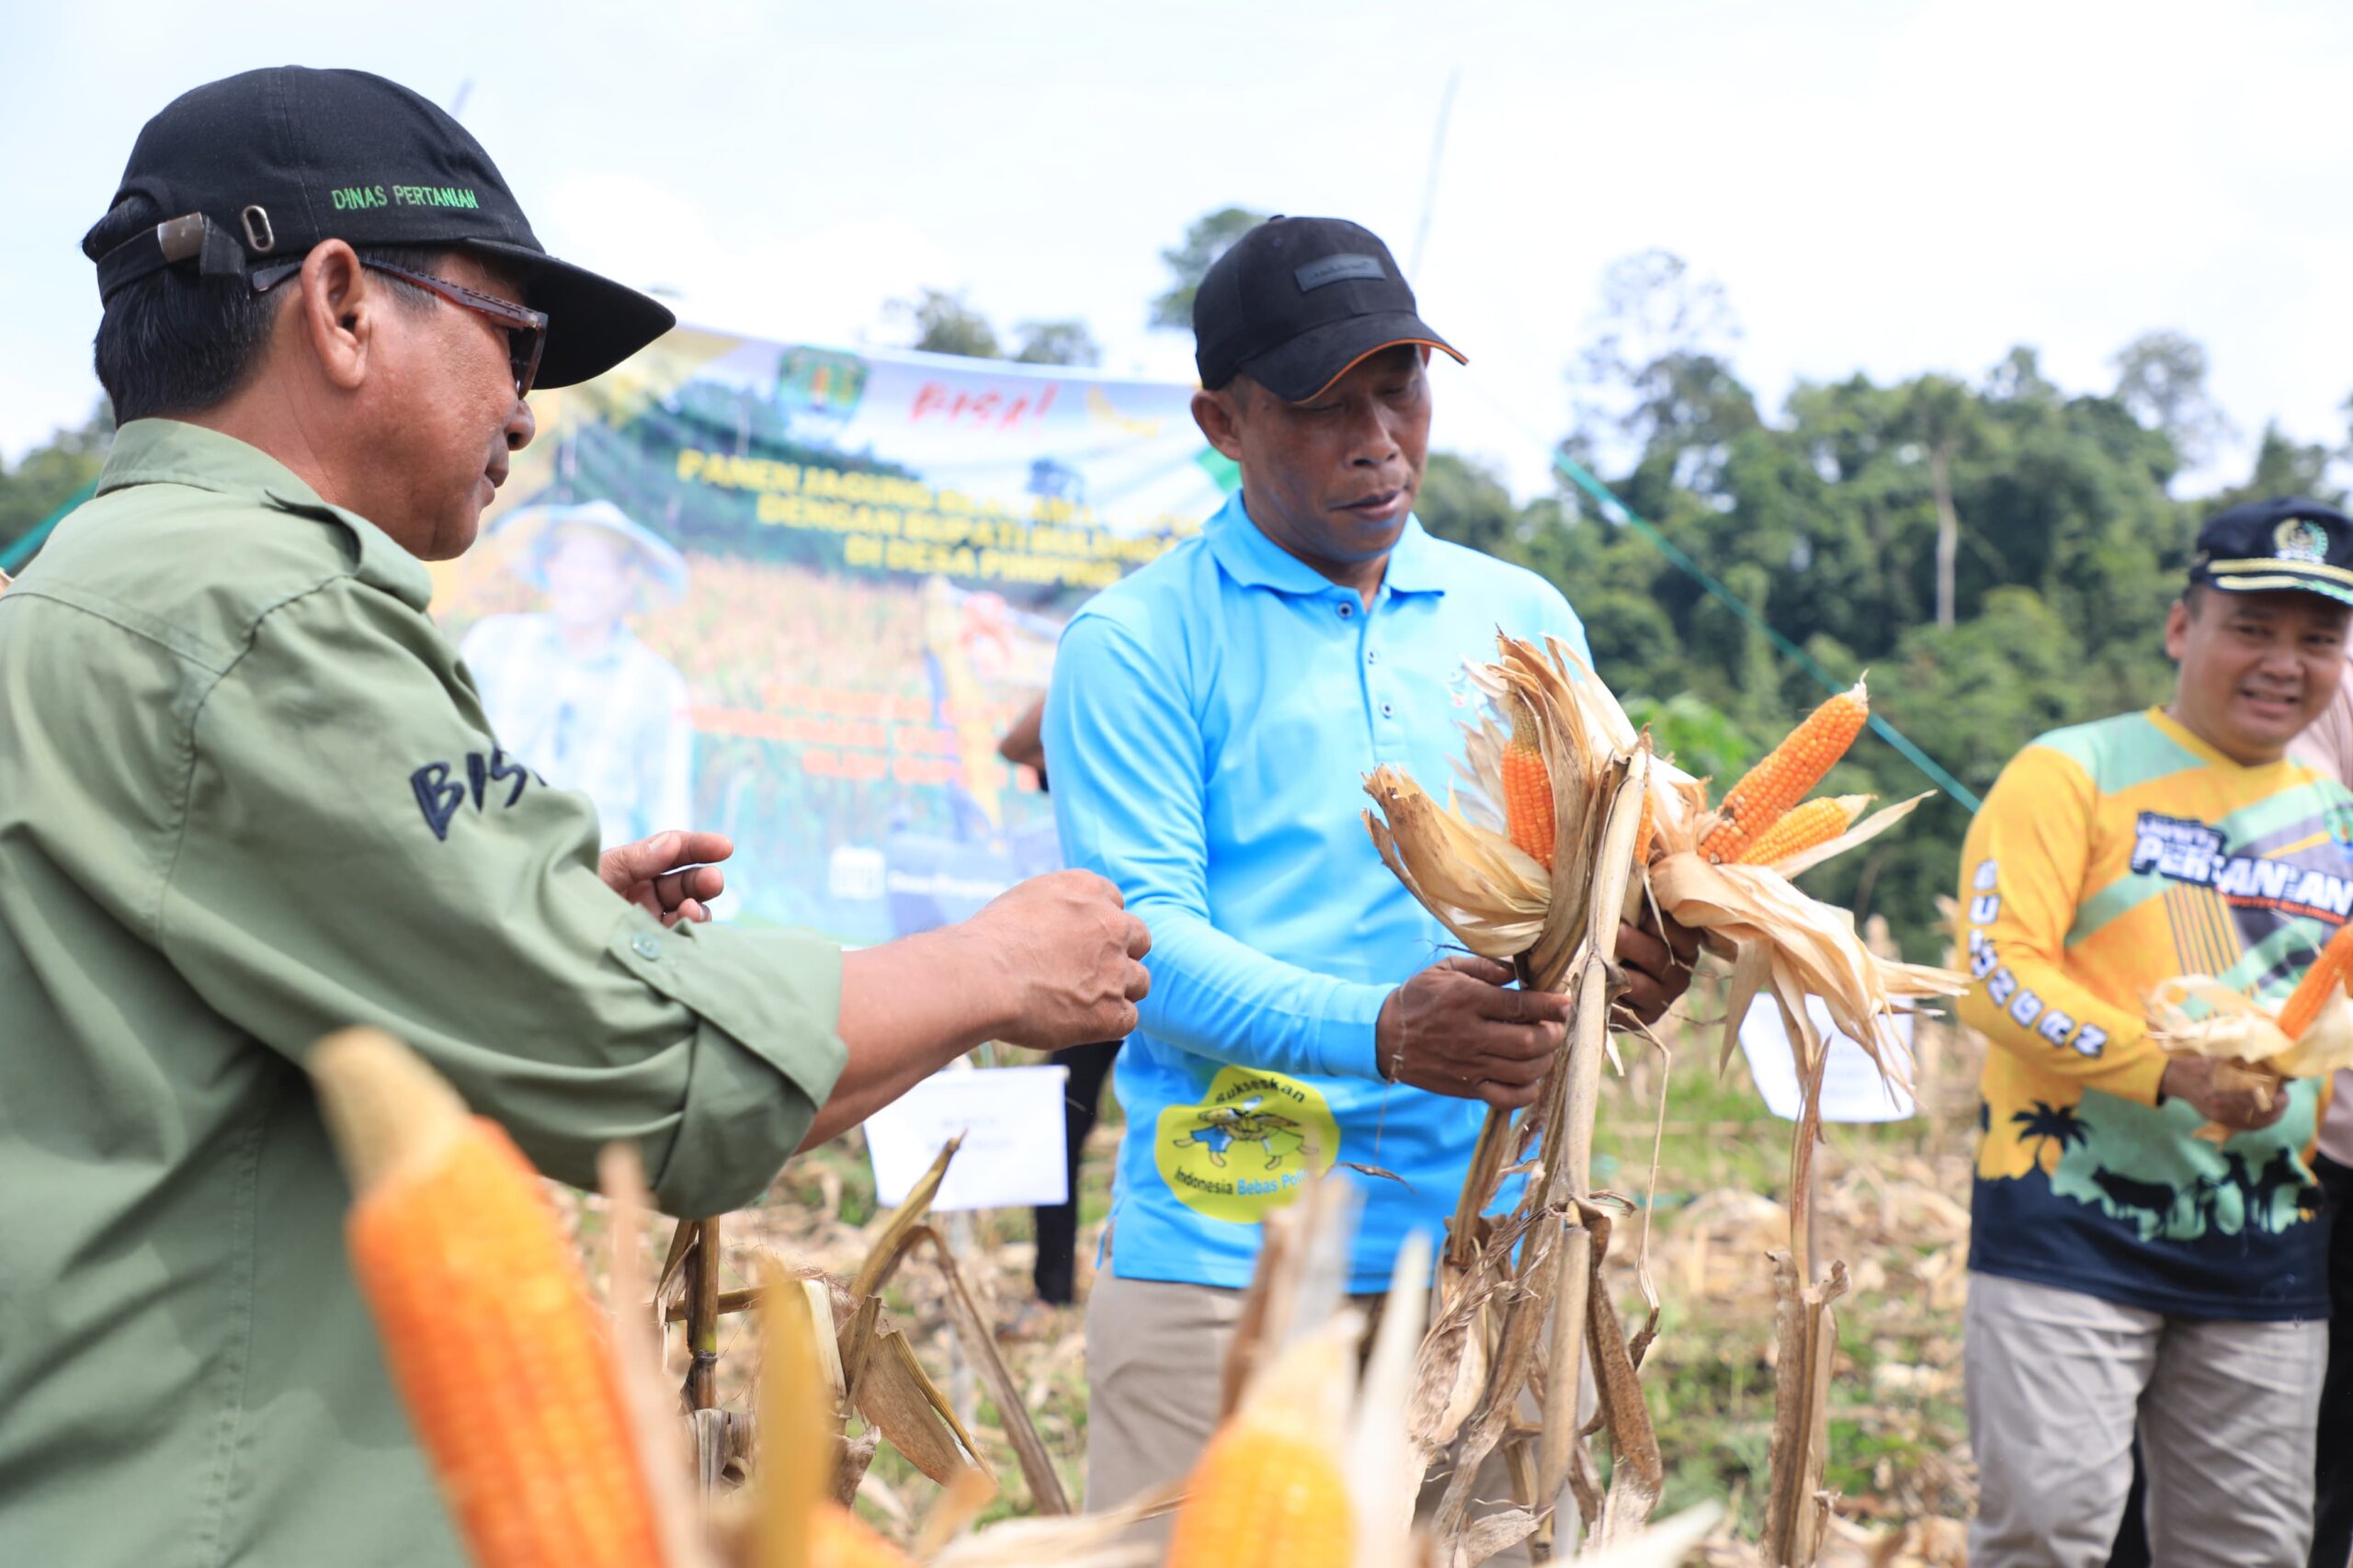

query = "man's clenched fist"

[{"left": 966, "top": 869, "right": 1152, "bottom": 1051}]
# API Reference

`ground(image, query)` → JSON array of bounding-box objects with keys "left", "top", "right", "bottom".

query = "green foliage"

[
  {"left": 1147, "top": 206, "right": 1267, "bottom": 331},
  {"left": 0, "top": 402, "right": 112, "bottom": 563},
  {"left": 891, "top": 294, "right": 1101, "bottom": 369},
  {"left": 1414, "top": 450, "right": 1524, "bottom": 558},
  {"left": 1010, "top": 319, "right": 1101, "bottom": 368},
  {"left": 2112, "top": 329, "right": 2232, "bottom": 468},
  {"left": 2201, "top": 420, "right": 2346, "bottom": 514},
  {"left": 1621, "top": 693, "right": 1756, "bottom": 787},
  {"left": 894, "top": 288, "right": 1001, "bottom": 359},
  {"left": 1411, "top": 253, "right": 2353, "bottom": 959}
]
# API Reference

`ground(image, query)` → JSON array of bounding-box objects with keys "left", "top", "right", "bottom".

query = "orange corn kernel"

[{"left": 1699, "top": 683, "right": 1869, "bottom": 862}]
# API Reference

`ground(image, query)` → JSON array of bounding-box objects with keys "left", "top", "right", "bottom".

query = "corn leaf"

[
  {"left": 849, "top": 1135, "right": 961, "bottom": 1301},
  {"left": 850, "top": 1328, "right": 986, "bottom": 1488},
  {"left": 905, "top": 1223, "right": 1071, "bottom": 1515}
]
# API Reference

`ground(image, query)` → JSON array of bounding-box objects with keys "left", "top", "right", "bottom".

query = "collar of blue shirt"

[{"left": 1201, "top": 490, "right": 1453, "bottom": 600}]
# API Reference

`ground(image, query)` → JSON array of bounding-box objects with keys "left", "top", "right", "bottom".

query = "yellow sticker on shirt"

[{"left": 1154, "top": 1065, "right": 1341, "bottom": 1224}]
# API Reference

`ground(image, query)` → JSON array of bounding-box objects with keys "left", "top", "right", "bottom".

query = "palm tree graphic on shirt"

[{"left": 2011, "top": 1101, "right": 2089, "bottom": 1172}]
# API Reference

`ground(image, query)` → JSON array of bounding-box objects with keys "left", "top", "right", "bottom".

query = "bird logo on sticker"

[{"left": 1155, "top": 1066, "right": 1340, "bottom": 1224}]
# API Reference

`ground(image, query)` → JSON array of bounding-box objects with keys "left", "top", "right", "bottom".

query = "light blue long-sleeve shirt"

[{"left": 1045, "top": 490, "right": 1590, "bottom": 1291}]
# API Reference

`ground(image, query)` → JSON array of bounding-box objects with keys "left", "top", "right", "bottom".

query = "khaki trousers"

[
  {"left": 1084, "top": 1270, "right": 1541, "bottom": 1566},
  {"left": 1965, "top": 1270, "right": 2325, "bottom": 1568}
]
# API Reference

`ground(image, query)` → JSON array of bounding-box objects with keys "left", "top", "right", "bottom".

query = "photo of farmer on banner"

[{"left": 460, "top": 499, "right": 696, "bottom": 851}]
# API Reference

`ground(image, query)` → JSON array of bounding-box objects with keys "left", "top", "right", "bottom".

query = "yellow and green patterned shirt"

[{"left": 1957, "top": 706, "right": 2351, "bottom": 1319}]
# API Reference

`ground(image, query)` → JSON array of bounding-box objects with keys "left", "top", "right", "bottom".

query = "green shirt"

[{"left": 0, "top": 421, "right": 847, "bottom": 1565}]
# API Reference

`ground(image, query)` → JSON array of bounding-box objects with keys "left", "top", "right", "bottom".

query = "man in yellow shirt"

[
  {"left": 1958, "top": 497, "right": 2353, "bottom": 1567},
  {"left": 2287, "top": 621, "right": 2353, "bottom": 1568}
]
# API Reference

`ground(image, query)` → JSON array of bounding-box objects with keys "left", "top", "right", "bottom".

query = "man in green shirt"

[{"left": 0, "top": 68, "right": 1148, "bottom": 1565}]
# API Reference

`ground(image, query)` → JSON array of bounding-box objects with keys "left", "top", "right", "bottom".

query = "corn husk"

[
  {"left": 1370, "top": 634, "right": 1674, "bottom": 992},
  {"left": 1371, "top": 636, "right": 1964, "bottom": 1068},
  {"left": 1648, "top": 849, "right": 1963, "bottom": 1090},
  {"left": 1351, "top": 1233, "right": 1434, "bottom": 1568},
  {"left": 2149, "top": 976, "right": 2353, "bottom": 1080},
  {"left": 1574, "top": 1505, "right": 1724, "bottom": 1568},
  {"left": 1364, "top": 767, "right": 1552, "bottom": 963},
  {"left": 1363, "top": 633, "right": 1968, "bottom": 1563}
]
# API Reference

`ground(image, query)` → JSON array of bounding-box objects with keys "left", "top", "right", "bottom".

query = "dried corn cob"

[
  {"left": 1502, "top": 697, "right": 1555, "bottom": 869},
  {"left": 1165, "top": 1332, "right": 1354, "bottom": 1568},
  {"left": 1736, "top": 795, "right": 1873, "bottom": 867},
  {"left": 309, "top": 1029, "right": 664, "bottom": 1568},
  {"left": 2279, "top": 921, "right": 2353, "bottom": 1040},
  {"left": 757, "top": 1250, "right": 833, "bottom": 1568},
  {"left": 1700, "top": 682, "right": 1870, "bottom": 862}
]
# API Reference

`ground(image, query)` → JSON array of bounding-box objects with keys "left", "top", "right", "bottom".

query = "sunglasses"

[{"left": 251, "top": 256, "right": 548, "bottom": 400}]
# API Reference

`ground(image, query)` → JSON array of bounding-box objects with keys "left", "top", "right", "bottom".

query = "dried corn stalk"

[
  {"left": 1365, "top": 633, "right": 1968, "bottom": 1563},
  {"left": 686, "top": 1135, "right": 1072, "bottom": 1518},
  {"left": 1762, "top": 1251, "right": 1847, "bottom": 1567},
  {"left": 1757, "top": 999, "right": 1847, "bottom": 1568}
]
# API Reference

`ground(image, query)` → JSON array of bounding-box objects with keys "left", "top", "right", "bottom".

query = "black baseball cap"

[
  {"left": 2188, "top": 497, "right": 2353, "bottom": 609},
  {"left": 1192, "top": 216, "right": 1464, "bottom": 402},
  {"left": 83, "top": 67, "right": 674, "bottom": 390}
]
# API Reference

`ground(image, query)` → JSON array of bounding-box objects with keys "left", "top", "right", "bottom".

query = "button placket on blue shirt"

[
  {"left": 1326, "top": 585, "right": 1409, "bottom": 765},
  {"left": 1362, "top": 585, "right": 1410, "bottom": 762},
  {"left": 1329, "top": 591, "right": 1370, "bottom": 758}
]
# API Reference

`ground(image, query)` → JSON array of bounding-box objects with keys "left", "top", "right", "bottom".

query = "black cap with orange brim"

[{"left": 1191, "top": 215, "right": 1463, "bottom": 403}]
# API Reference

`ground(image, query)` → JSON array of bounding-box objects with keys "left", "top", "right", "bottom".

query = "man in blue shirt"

[{"left": 1046, "top": 216, "right": 1696, "bottom": 1546}]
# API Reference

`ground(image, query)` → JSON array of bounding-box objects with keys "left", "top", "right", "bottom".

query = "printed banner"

[{"left": 430, "top": 329, "right": 1233, "bottom": 945}]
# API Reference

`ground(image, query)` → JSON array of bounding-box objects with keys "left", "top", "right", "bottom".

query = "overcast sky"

[{"left": 6, "top": 0, "right": 2348, "bottom": 500}]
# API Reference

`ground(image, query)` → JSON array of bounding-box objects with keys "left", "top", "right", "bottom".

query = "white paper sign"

[
  {"left": 1738, "top": 995, "right": 1916, "bottom": 1123},
  {"left": 863, "top": 1063, "right": 1071, "bottom": 1210}
]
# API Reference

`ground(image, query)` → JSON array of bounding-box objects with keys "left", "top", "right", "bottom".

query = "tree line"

[
  {"left": 1412, "top": 250, "right": 2349, "bottom": 957},
  {"left": 9, "top": 217, "right": 2347, "bottom": 960}
]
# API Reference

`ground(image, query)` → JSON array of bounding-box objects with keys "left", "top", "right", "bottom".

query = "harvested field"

[{"left": 556, "top": 968, "right": 1988, "bottom": 1564}]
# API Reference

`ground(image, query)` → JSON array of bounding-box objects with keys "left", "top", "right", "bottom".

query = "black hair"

[{"left": 85, "top": 194, "right": 445, "bottom": 422}]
